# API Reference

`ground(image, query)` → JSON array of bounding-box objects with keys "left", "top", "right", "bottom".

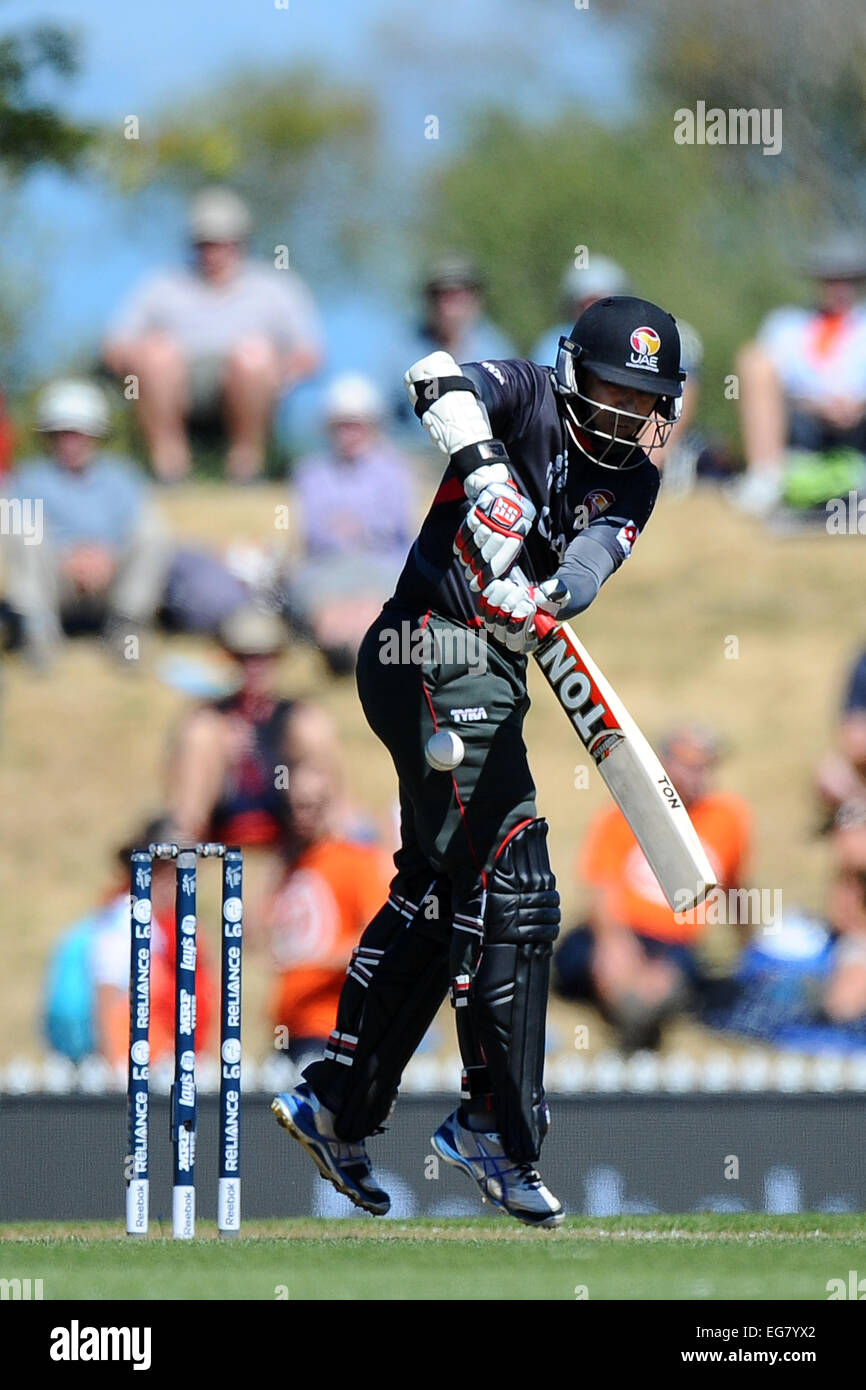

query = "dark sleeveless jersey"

[
  {"left": 390, "top": 358, "right": 661, "bottom": 626},
  {"left": 210, "top": 693, "right": 295, "bottom": 846}
]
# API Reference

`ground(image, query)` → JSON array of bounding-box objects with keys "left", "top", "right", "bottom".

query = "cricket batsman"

[{"left": 273, "top": 294, "right": 685, "bottom": 1227}]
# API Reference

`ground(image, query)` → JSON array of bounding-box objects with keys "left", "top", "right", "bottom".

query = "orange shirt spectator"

[
  {"left": 578, "top": 791, "right": 751, "bottom": 945},
  {"left": 266, "top": 836, "right": 391, "bottom": 1044}
]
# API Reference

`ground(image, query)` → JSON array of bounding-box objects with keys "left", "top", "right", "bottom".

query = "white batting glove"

[
  {"left": 478, "top": 573, "right": 568, "bottom": 653},
  {"left": 478, "top": 573, "right": 537, "bottom": 652},
  {"left": 462, "top": 461, "right": 511, "bottom": 501},
  {"left": 404, "top": 352, "right": 492, "bottom": 458},
  {"left": 454, "top": 481, "right": 536, "bottom": 591}
]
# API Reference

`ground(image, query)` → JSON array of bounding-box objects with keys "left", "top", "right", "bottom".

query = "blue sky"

[
  {"left": 9, "top": 1, "right": 633, "bottom": 125},
  {"left": 3, "top": 0, "right": 637, "bottom": 420}
]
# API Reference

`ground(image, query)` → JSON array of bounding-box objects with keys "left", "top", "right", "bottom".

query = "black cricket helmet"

[{"left": 554, "top": 295, "right": 686, "bottom": 470}]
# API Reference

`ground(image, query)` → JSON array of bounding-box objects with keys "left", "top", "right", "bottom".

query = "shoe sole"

[
  {"left": 271, "top": 1097, "right": 390, "bottom": 1217},
  {"left": 431, "top": 1131, "right": 564, "bottom": 1230}
]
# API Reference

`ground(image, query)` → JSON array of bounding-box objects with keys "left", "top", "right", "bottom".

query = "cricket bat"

[{"left": 531, "top": 608, "right": 718, "bottom": 911}]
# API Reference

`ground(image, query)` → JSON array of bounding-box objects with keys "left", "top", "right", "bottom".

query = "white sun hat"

[{"left": 36, "top": 379, "right": 110, "bottom": 436}]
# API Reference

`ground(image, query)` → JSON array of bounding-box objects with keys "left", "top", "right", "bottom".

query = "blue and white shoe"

[
  {"left": 271, "top": 1084, "right": 391, "bottom": 1216},
  {"left": 431, "top": 1110, "right": 564, "bottom": 1228}
]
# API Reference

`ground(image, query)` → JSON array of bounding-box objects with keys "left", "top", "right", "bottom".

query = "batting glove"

[
  {"left": 454, "top": 480, "right": 536, "bottom": 592},
  {"left": 463, "top": 460, "right": 511, "bottom": 501},
  {"left": 478, "top": 574, "right": 568, "bottom": 653}
]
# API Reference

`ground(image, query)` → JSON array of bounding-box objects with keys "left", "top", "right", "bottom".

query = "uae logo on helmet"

[{"left": 627, "top": 326, "right": 661, "bottom": 373}]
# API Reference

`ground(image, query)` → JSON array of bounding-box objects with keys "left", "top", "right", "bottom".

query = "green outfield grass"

[{"left": 1, "top": 1216, "right": 864, "bottom": 1300}]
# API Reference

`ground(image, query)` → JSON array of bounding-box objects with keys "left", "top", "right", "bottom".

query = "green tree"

[
  {"left": 423, "top": 107, "right": 812, "bottom": 440},
  {"left": 99, "top": 68, "right": 378, "bottom": 277},
  {"left": 464, "top": 0, "right": 866, "bottom": 444},
  {"left": 589, "top": 0, "right": 866, "bottom": 222},
  {"left": 0, "top": 23, "right": 91, "bottom": 384},
  {"left": 0, "top": 24, "right": 91, "bottom": 173}
]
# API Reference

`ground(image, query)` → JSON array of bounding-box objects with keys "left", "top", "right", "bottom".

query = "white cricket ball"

[{"left": 425, "top": 730, "right": 465, "bottom": 771}]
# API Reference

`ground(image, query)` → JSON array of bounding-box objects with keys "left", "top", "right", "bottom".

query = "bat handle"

[
  {"left": 533, "top": 610, "right": 557, "bottom": 640},
  {"left": 509, "top": 566, "right": 559, "bottom": 642}
]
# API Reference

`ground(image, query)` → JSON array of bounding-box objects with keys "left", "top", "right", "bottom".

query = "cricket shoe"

[
  {"left": 431, "top": 1110, "right": 564, "bottom": 1229},
  {"left": 271, "top": 1084, "right": 390, "bottom": 1216}
]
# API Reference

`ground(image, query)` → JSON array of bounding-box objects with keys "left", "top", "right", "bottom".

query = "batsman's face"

[{"left": 582, "top": 369, "right": 659, "bottom": 441}]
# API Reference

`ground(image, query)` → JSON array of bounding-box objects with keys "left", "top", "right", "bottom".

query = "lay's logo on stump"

[{"left": 627, "top": 326, "right": 661, "bottom": 373}]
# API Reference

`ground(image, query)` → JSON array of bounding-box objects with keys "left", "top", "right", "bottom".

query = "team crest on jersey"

[
  {"left": 627, "top": 326, "right": 661, "bottom": 373},
  {"left": 582, "top": 488, "right": 615, "bottom": 521}
]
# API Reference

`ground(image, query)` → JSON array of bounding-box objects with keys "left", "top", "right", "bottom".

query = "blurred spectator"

[
  {"left": 163, "top": 531, "right": 287, "bottom": 638},
  {"left": 165, "top": 605, "right": 340, "bottom": 847},
  {"left": 103, "top": 187, "right": 324, "bottom": 483},
  {"left": 43, "top": 823, "right": 216, "bottom": 1066},
  {"left": 816, "top": 647, "right": 866, "bottom": 831},
  {"left": 412, "top": 253, "right": 516, "bottom": 362},
  {"left": 1, "top": 379, "right": 170, "bottom": 670},
  {"left": 0, "top": 598, "right": 19, "bottom": 726},
  {"left": 700, "top": 910, "right": 841, "bottom": 1048},
  {"left": 702, "top": 807, "right": 866, "bottom": 1049},
  {"left": 263, "top": 761, "right": 392, "bottom": 1069},
  {"left": 531, "top": 254, "right": 631, "bottom": 367},
  {"left": 0, "top": 600, "right": 21, "bottom": 653},
  {"left": 531, "top": 255, "right": 704, "bottom": 488},
  {"left": 823, "top": 800, "right": 866, "bottom": 1023},
  {"left": 554, "top": 724, "right": 752, "bottom": 1052},
  {"left": 392, "top": 254, "right": 515, "bottom": 422},
  {"left": 284, "top": 373, "right": 414, "bottom": 675},
  {"left": 160, "top": 547, "right": 249, "bottom": 636},
  {"left": 732, "top": 231, "right": 866, "bottom": 521},
  {"left": 0, "top": 384, "right": 14, "bottom": 477},
  {"left": 654, "top": 318, "right": 705, "bottom": 488}
]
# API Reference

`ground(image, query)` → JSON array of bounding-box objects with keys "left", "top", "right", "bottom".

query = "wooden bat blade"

[{"left": 533, "top": 618, "right": 718, "bottom": 911}]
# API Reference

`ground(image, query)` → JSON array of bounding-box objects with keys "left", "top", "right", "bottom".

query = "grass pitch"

[{"left": 1, "top": 1216, "right": 864, "bottom": 1300}]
